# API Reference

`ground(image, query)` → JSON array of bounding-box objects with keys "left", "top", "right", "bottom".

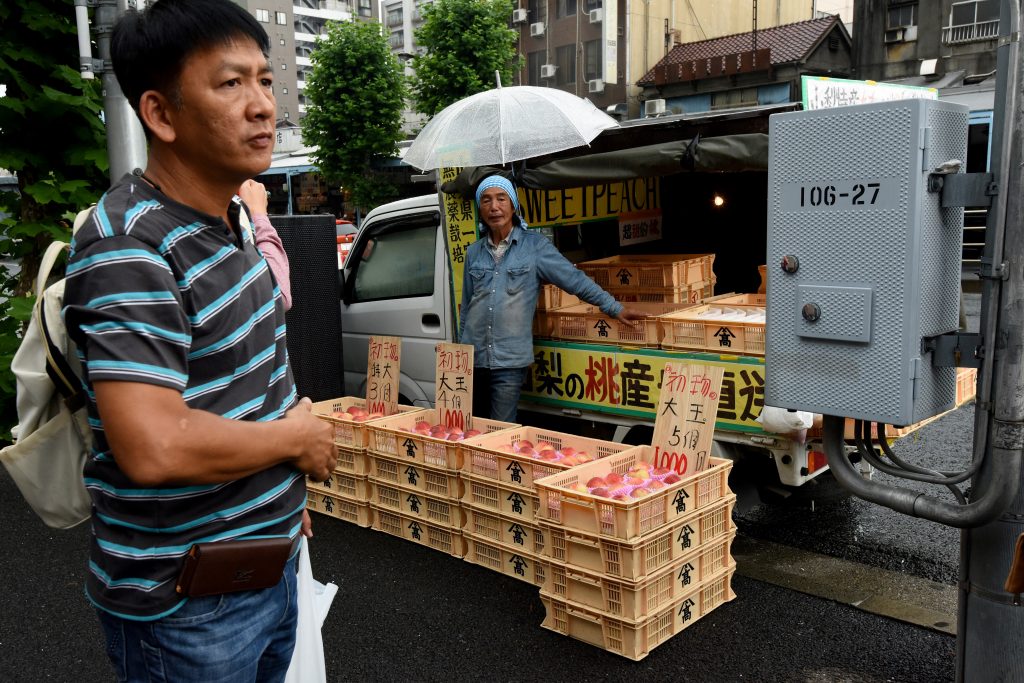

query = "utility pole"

[{"left": 74, "top": 0, "right": 147, "bottom": 182}]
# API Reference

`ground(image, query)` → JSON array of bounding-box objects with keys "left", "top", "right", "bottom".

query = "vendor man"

[{"left": 459, "top": 175, "right": 642, "bottom": 421}]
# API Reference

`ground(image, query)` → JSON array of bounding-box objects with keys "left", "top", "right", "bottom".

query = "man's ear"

[{"left": 138, "top": 90, "right": 177, "bottom": 144}]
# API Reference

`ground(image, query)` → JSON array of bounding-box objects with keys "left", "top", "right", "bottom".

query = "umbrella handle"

[{"left": 495, "top": 70, "right": 501, "bottom": 88}]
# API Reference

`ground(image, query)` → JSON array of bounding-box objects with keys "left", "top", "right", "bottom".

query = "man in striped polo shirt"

[{"left": 61, "top": 1, "right": 335, "bottom": 679}]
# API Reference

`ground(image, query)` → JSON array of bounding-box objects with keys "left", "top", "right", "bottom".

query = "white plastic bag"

[
  {"left": 757, "top": 406, "right": 814, "bottom": 436},
  {"left": 285, "top": 537, "right": 338, "bottom": 683}
]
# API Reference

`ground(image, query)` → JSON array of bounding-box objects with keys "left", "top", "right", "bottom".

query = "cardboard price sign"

[
  {"left": 367, "top": 335, "right": 401, "bottom": 416},
  {"left": 650, "top": 363, "right": 724, "bottom": 476},
  {"left": 435, "top": 343, "right": 473, "bottom": 430}
]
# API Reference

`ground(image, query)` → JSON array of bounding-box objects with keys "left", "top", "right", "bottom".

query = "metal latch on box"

[
  {"left": 927, "top": 170, "right": 996, "bottom": 208},
  {"left": 922, "top": 332, "right": 983, "bottom": 368}
]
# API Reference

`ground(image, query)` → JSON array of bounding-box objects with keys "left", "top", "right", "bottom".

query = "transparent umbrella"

[{"left": 404, "top": 74, "right": 620, "bottom": 171}]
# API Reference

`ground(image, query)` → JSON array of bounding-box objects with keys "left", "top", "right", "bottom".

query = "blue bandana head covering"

[{"left": 475, "top": 175, "right": 520, "bottom": 214}]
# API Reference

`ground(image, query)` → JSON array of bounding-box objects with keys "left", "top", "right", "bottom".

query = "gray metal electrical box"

[{"left": 765, "top": 99, "right": 968, "bottom": 426}]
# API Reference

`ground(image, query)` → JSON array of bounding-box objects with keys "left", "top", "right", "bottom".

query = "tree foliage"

[
  {"left": 409, "top": 0, "right": 520, "bottom": 118},
  {"left": 302, "top": 21, "right": 407, "bottom": 212},
  {"left": 0, "top": 0, "right": 109, "bottom": 437}
]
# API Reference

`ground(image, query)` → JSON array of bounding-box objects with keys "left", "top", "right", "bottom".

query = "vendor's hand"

[
  {"left": 301, "top": 509, "right": 313, "bottom": 538},
  {"left": 238, "top": 179, "right": 269, "bottom": 216},
  {"left": 615, "top": 306, "right": 646, "bottom": 327}
]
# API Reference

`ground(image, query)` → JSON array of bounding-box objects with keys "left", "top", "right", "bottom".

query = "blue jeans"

[
  {"left": 473, "top": 367, "right": 527, "bottom": 422},
  {"left": 97, "top": 555, "right": 298, "bottom": 683}
]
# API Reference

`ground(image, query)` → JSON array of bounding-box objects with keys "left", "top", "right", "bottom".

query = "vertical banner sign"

[
  {"left": 367, "top": 335, "right": 401, "bottom": 416},
  {"left": 603, "top": 0, "right": 618, "bottom": 84},
  {"left": 439, "top": 167, "right": 479, "bottom": 334},
  {"left": 650, "top": 363, "right": 725, "bottom": 476},
  {"left": 435, "top": 343, "right": 474, "bottom": 430}
]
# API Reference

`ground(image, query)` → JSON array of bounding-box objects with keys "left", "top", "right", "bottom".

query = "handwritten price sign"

[
  {"left": 650, "top": 362, "right": 724, "bottom": 476},
  {"left": 367, "top": 335, "right": 401, "bottom": 416},
  {"left": 435, "top": 343, "right": 473, "bottom": 430}
]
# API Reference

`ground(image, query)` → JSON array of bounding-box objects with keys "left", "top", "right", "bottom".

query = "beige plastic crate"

[
  {"left": 706, "top": 292, "right": 766, "bottom": 306},
  {"left": 462, "top": 474, "right": 541, "bottom": 523},
  {"left": 464, "top": 506, "right": 547, "bottom": 557},
  {"left": 541, "top": 494, "right": 736, "bottom": 581},
  {"left": 534, "top": 449, "right": 733, "bottom": 541},
  {"left": 369, "top": 453, "right": 463, "bottom": 499},
  {"left": 370, "top": 481, "right": 465, "bottom": 530},
  {"left": 536, "top": 284, "right": 582, "bottom": 311},
  {"left": 607, "top": 279, "right": 715, "bottom": 304},
  {"left": 543, "top": 531, "right": 735, "bottom": 620},
  {"left": 540, "top": 566, "right": 736, "bottom": 661},
  {"left": 305, "top": 490, "right": 372, "bottom": 527},
  {"left": 659, "top": 303, "right": 766, "bottom": 355},
  {"left": 464, "top": 535, "right": 549, "bottom": 587},
  {"left": 545, "top": 302, "right": 693, "bottom": 348},
  {"left": 311, "top": 397, "right": 425, "bottom": 449},
  {"left": 757, "top": 264, "right": 767, "bottom": 294},
  {"left": 371, "top": 506, "right": 466, "bottom": 558},
  {"left": 579, "top": 254, "right": 715, "bottom": 290},
  {"left": 307, "top": 471, "right": 372, "bottom": 502},
  {"left": 334, "top": 445, "right": 372, "bottom": 476},
  {"left": 366, "top": 408, "right": 518, "bottom": 470},
  {"left": 461, "top": 426, "right": 640, "bottom": 490}
]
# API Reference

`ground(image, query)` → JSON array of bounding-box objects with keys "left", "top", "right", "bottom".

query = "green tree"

[
  {"left": 409, "top": 0, "right": 520, "bottom": 118},
  {"left": 0, "top": 0, "right": 109, "bottom": 437},
  {"left": 302, "top": 20, "right": 406, "bottom": 211}
]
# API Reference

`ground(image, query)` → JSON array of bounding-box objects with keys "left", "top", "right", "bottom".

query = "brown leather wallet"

[{"left": 175, "top": 537, "right": 295, "bottom": 597}]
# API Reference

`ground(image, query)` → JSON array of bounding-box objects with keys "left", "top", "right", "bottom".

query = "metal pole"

[
  {"left": 958, "top": 0, "right": 1024, "bottom": 677},
  {"left": 92, "top": 0, "right": 147, "bottom": 182}
]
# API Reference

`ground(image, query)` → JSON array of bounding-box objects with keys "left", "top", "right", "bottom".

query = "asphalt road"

[{"left": 1, "top": 460, "right": 958, "bottom": 682}]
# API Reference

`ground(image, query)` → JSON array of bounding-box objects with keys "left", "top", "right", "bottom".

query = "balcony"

[{"left": 943, "top": 20, "right": 999, "bottom": 44}]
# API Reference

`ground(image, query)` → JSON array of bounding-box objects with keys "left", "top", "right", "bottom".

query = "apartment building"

[{"left": 513, "top": 0, "right": 815, "bottom": 119}]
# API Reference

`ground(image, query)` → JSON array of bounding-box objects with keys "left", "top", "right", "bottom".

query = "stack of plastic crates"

[
  {"left": 577, "top": 254, "right": 717, "bottom": 304},
  {"left": 533, "top": 447, "right": 736, "bottom": 660},
  {"left": 363, "top": 409, "right": 518, "bottom": 558},
  {"left": 307, "top": 397, "right": 425, "bottom": 527},
  {"left": 459, "top": 428, "right": 641, "bottom": 587}
]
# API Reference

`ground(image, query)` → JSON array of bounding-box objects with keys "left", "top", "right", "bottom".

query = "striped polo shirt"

[{"left": 62, "top": 175, "right": 303, "bottom": 621}]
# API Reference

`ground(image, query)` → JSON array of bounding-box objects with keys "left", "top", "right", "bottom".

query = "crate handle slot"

[
  {"left": 565, "top": 605, "right": 602, "bottom": 623},
  {"left": 564, "top": 532, "right": 601, "bottom": 548},
  {"left": 566, "top": 569, "right": 602, "bottom": 586}
]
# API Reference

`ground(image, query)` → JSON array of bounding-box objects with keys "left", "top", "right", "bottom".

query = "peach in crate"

[
  {"left": 540, "top": 494, "right": 736, "bottom": 581},
  {"left": 542, "top": 530, "right": 735, "bottom": 621},
  {"left": 371, "top": 506, "right": 466, "bottom": 558},
  {"left": 305, "top": 490, "right": 372, "bottom": 527},
  {"left": 464, "top": 507, "right": 547, "bottom": 557},
  {"left": 465, "top": 536, "right": 549, "bottom": 587},
  {"left": 311, "top": 397, "right": 424, "bottom": 449},
  {"left": 540, "top": 566, "right": 736, "bottom": 661},
  {"left": 533, "top": 448, "right": 732, "bottom": 541},
  {"left": 370, "top": 481, "right": 465, "bottom": 530},
  {"left": 461, "top": 426, "right": 641, "bottom": 490},
  {"left": 366, "top": 408, "right": 518, "bottom": 470},
  {"left": 369, "top": 453, "right": 463, "bottom": 500}
]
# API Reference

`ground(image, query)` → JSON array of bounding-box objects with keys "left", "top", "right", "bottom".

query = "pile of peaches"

[
  {"left": 492, "top": 438, "right": 596, "bottom": 467},
  {"left": 568, "top": 460, "right": 683, "bottom": 500},
  {"left": 331, "top": 405, "right": 384, "bottom": 422},
  {"left": 396, "top": 420, "right": 483, "bottom": 442}
]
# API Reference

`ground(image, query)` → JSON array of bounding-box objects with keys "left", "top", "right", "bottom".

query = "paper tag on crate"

[
  {"left": 435, "top": 343, "right": 473, "bottom": 430},
  {"left": 367, "top": 335, "right": 401, "bottom": 416},
  {"left": 650, "top": 363, "right": 724, "bottom": 476}
]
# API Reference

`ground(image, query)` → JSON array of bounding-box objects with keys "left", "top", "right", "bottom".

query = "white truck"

[{"left": 337, "top": 106, "right": 969, "bottom": 501}]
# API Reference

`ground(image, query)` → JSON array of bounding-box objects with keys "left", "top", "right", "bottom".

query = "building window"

[
  {"left": 584, "top": 0, "right": 601, "bottom": 12},
  {"left": 282, "top": 87, "right": 288, "bottom": 95},
  {"left": 886, "top": 2, "right": 917, "bottom": 28},
  {"left": 527, "top": 50, "right": 544, "bottom": 86},
  {"left": 945, "top": 0, "right": 999, "bottom": 44},
  {"left": 280, "top": 38, "right": 286, "bottom": 45},
  {"left": 556, "top": 0, "right": 577, "bottom": 19},
  {"left": 389, "top": 30, "right": 404, "bottom": 49},
  {"left": 255, "top": 8, "right": 270, "bottom": 22},
  {"left": 583, "top": 40, "right": 601, "bottom": 81},
  {"left": 281, "top": 63, "right": 287, "bottom": 70},
  {"left": 387, "top": 7, "right": 404, "bottom": 27},
  {"left": 555, "top": 44, "right": 576, "bottom": 85},
  {"left": 528, "top": 0, "right": 544, "bottom": 22},
  {"left": 276, "top": 11, "right": 287, "bottom": 25},
  {"left": 359, "top": 0, "right": 372, "bottom": 17}
]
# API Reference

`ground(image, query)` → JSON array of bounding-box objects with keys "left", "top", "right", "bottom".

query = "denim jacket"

[{"left": 458, "top": 223, "right": 622, "bottom": 369}]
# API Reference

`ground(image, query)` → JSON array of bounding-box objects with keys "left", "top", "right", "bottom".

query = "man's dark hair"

[{"left": 111, "top": 0, "right": 270, "bottom": 125}]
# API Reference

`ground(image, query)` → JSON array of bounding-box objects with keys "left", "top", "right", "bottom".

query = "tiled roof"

[{"left": 639, "top": 15, "right": 846, "bottom": 85}]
